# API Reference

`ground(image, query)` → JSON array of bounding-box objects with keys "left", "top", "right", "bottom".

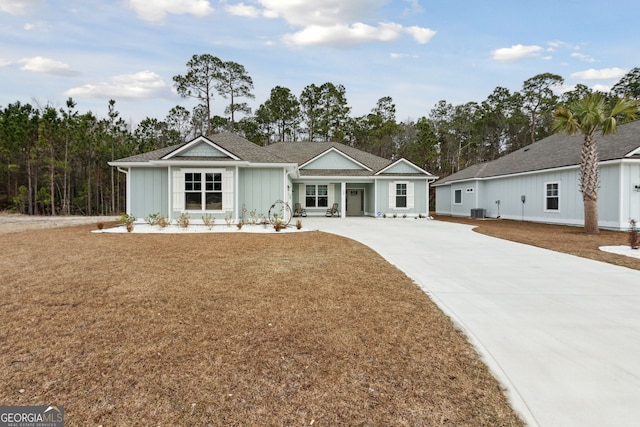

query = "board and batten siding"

[
  {"left": 129, "top": 167, "right": 168, "bottom": 219},
  {"left": 238, "top": 168, "right": 285, "bottom": 215},
  {"left": 302, "top": 150, "right": 364, "bottom": 170},
  {"left": 376, "top": 179, "right": 428, "bottom": 215},
  {"left": 621, "top": 162, "right": 640, "bottom": 225}
]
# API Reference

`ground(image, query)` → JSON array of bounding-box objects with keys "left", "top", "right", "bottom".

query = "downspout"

[{"left": 168, "top": 165, "right": 173, "bottom": 221}]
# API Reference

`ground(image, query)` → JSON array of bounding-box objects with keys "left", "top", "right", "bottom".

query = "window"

[
  {"left": 185, "top": 172, "right": 222, "bottom": 210},
  {"left": 545, "top": 182, "right": 559, "bottom": 211},
  {"left": 396, "top": 183, "right": 407, "bottom": 208},
  {"left": 305, "top": 185, "right": 328, "bottom": 208},
  {"left": 454, "top": 189, "right": 462, "bottom": 204}
]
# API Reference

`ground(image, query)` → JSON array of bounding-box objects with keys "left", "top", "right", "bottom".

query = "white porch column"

[{"left": 341, "top": 182, "right": 346, "bottom": 218}]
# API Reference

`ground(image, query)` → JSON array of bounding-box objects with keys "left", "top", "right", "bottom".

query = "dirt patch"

[
  {"left": 0, "top": 213, "right": 117, "bottom": 234},
  {"left": 0, "top": 224, "right": 522, "bottom": 426}
]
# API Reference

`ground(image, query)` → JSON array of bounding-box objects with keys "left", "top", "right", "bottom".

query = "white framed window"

[
  {"left": 185, "top": 172, "right": 222, "bottom": 210},
  {"left": 454, "top": 189, "right": 462, "bottom": 205},
  {"left": 305, "top": 184, "right": 328, "bottom": 208},
  {"left": 388, "top": 181, "right": 414, "bottom": 209},
  {"left": 173, "top": 169, "right": 233, "bottom": 212},
  {"left": 545, "top": 181, "right": 560, "bottom": 212}
]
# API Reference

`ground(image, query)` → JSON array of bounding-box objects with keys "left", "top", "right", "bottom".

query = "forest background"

[{"left": 1, "top": 53, "right": 639, "bottom": 216}]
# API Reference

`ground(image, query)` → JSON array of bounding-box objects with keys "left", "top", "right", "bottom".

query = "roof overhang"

[{"left": 161, "top": 135, "right": 240, "bottom": 160}]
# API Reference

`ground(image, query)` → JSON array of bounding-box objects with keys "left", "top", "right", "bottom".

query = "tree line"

[{"left": 1, "top": 52, "right": 638, "bottom": 216}]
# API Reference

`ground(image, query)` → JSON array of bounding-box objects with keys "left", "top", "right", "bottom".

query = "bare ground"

[{"left": 0, "top": 219, "right": 523, "bottom": 426}]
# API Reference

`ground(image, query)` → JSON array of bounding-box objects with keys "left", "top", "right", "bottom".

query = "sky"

[{"left": 1, "top": 0, "right": 639, "bottom": 127}]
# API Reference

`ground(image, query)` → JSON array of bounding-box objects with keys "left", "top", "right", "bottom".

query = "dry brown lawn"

[
  {"left": 1, "top": 222, "right": 523, "bottom": 426},
  {"left": 435, "top": 215, "right": 639, "bottom": 271}
]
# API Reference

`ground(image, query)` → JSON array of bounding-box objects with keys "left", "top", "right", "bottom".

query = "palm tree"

[{"left": 553, "top": 94, "right": 638, "bottom": 234}]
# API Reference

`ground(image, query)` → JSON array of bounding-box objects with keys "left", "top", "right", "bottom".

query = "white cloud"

[
  {"left": 592, "top": 84, "right": 612, "bottom": 92},
  {"left": 65, "top": 71, "right": 168, "bottom": 100},
  {"left": 125, "top": 0, "right": 214, "bottom": 22},
  {"left": 571, "top": 52, "right": 596, "bottom": 63},
  {"left": 390, "top": 53, "right": 418, "bottom": 60},
  {"left": 0, "top": 0, "right": 42, "bottom": 15},
  {"left": 19, "top": 56, "right": 79, "bottom": 76},
  {"left": 225, "top": 2, "right": 260, "bottom": 18},
  {"left": 404, "top": 26, "right": 436, "bottom": 44},
  {"left": 258, "top": 0, "right": 385, "bottom": 26},
  {"left": 571, "top": 67, "right": 627, "bottom": 80},
  {"left": 0, "top": 58, "right": 11, "bottom": 67},
  {"left": 283, "top": 22, "right": 404, "bottom": 47},
  {"left": 491, "top": 44, "right": 543, "bottom": 61}
]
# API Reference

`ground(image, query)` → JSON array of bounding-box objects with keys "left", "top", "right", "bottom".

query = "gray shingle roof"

[
  {"left": 113, "top": 133, "right": 288, "bottom": 164},
  {"left": 434, "top": 119, "right": 640, "bottom": 186},
  {"left": 264, "top": 141, "right": 392, "bottom": 173}
]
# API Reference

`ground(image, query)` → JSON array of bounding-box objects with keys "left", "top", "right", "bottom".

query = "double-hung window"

[
  {"left": 545, "top": 182, "right": 559, "bottom": 211},
  {"left": 396, "top": 183, "right": 407, "bottom": 208},
  {"left": 185, "top": 172, "right": 222, "bottom": 210},
  {"left": 305, "top": 185, "right": 328, "bottom": 208}
]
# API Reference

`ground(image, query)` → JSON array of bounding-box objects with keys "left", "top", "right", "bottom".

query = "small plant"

[
  {"left": 296, "top": 219, "right": 302, "bottom": 230},
  {"left": 402, "top": 213, "right": 407, "bottom": 219},
  {"left": 382, "top": 213, "right": 387, "bottom": 218},
  {"left": 177, "top": 212, "right": 190, "bottom": 229},
  {"left": 145, "top": 212, "right": 160, "bottom": 226},
  {"left": 118, "top": 213, "right": 136, "bottom": 232},
  {"left": 96, "top": 222, "right": 104, "bottom": 230},
  {"left": 392, "top": 213, "right": 397, "bottom": 219},
  {"left": 157, "top": 215, "right": 169, "bottom": 228},
  {"left": 236, "top": 221, "right": 243, "bottom": 230},
  {"left": 224, "top": 214, "right": 232, "bottom": 227},
  {"left": 418, "top": 213, "right": 424, "bottom": 219},
  {"left": 202, "top": 213, "right": 215, "bottom": 230},
  {"left": 630, "top": 219, "right": 639, "bottom": 249}
]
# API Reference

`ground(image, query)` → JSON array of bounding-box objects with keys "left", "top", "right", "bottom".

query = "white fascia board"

[
  {"left": 300, "top": 147, "right": 373, "bottom": 171},
  {"left": 150, "top": 160, "right": 250, "bottom": 167},
  {"left": 108, "top": 161, "right": 153, "bottom": 167},
  {"left": 625, "top": 146, "right": 640, "bottom": 157},
  {"left": 376, "top": 158, "right": 434, "bottom": 176},
  {"left": 295, "top": 175, "right": 376, "bottom": 182},
  {"left": 161, "top": 135, "right": 240, "bottom": 160}
]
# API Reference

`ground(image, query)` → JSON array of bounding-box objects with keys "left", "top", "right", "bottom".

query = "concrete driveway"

[{"left": 303, "top": 217, "right": 640, "bottom": 427}]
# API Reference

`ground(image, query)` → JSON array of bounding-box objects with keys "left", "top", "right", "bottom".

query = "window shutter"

[
  {"left": 388, "top": 182, "right": 395, "bottom": 208},
  {"left": 172, "top": 170, "right": 185, "bottom": 211},
  {"left": 222, "top": 170, "right": 234, "bottom": 210},
  {"left": 328, "top": 184, "right": 335, "bottom": 204},
  {"left": 407, "top": 182, "right": 415, "bottom": 209}
]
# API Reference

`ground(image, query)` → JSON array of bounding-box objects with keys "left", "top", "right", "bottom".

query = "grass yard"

[{"left": 0, "top": 223, "right": 523, "bottom": 426}]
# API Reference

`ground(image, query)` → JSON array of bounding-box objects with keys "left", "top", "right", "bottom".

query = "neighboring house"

[
  {"left": 109, "top": 133, "right": 437, "bottom": 222},
  {"left": 434, "top": 119, "right": 640, "bottom": 230}
]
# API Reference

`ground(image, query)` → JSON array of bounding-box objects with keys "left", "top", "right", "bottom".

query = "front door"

[{"left": 346, "top": 189, "right": 364, "bottom": 216}]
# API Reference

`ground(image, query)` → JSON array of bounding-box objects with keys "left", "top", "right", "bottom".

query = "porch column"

[{"left": 341, "top": 182, "right": 346, "bottom": 218}]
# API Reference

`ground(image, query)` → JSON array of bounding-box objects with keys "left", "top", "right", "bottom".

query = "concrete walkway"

[{"left": 303, "top": 217, "right": 640, "bottom": 427}]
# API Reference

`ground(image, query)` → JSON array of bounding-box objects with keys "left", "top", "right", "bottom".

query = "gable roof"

[
  {"left": 111, "top": 133, "right": 288, "bottom": 165},
  {"left": 435, "top": 119, "right": 640, "bottom": 186},
  {"left": 111, "top": 133, "right": 435, "bottom": 178},
  {"left": 265, "top": 141, "right": 402, "bottom": 176}
]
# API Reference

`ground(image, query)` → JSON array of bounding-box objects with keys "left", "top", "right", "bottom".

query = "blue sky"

[{"left": 1, "top": 0, "right": 638, "bottom": 126}]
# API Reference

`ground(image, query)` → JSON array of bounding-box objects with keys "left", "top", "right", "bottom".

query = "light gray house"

[
  {"left": 434, "top": 119, "right": 640, "bottom": 230},
  {"left": 109, "top": 133, "right": 437, "bottom": 222}
]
